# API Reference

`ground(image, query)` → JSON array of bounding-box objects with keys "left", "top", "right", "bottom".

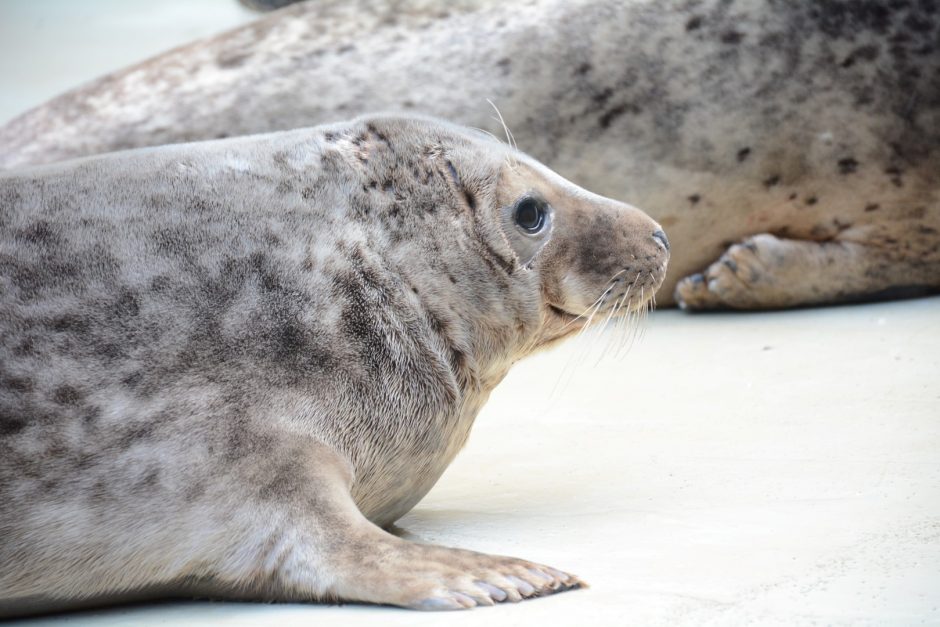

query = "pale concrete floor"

[{"left": 2, "top": 3, "right": 940, "bottom": 625}]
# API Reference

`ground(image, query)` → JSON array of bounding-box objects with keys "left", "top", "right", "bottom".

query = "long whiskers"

[
  {"left": 486, "top": 98, "right": 518, "bottom": 152},
  {"left": 561, "top": 269, "right": 628, "bottom": 330},
  {"left": 546, "top": 264, "right": 663, "bottom": 404}
]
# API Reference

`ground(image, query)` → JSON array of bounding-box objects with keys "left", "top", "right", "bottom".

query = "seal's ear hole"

[
  {"left": 444, "top": 158, "right": 478, "bottom": 210},
  {"left": 499, "top": 192, "right": 554, "bottom": 268},
  {"left": 445, "top": 159, "right": 460, "bottom": 186}
]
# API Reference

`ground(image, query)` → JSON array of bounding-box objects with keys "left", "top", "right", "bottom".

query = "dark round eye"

[{"left": 514, "top": 196, "right": 547, "bottom": 233}]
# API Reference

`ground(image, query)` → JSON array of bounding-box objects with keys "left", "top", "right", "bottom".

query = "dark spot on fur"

[
  {"left": 805, "top": 196, "right": 818, "bottom": 206},
  {"left": 217, "top": 51, "right": 249, "bottom": 69},
  {"left": 688, "top": 194, "right": 701, "bottom": 205},
  {"left": 788, "top": 193, "right": 798, "bottom": 201},
  {"left": 721, "top": 30, "right": 744, "bottom": 44},
  {"left": 591, "top": 87, "right": 613, "bottom": 107},
  {"left": 885, "top": 166, "right": 904, "bottom": 187},
  {"left": 0, "top": 410, "right": 27, "bottom": 436},
  {"left": 865, "top": 203, "right": 880, "bottom": 212},
  {"left": 16, "top": 221, "right": 59, "bottom": 246},
  {"left": 188, "top": 197, "right": 213, "bottom": 213},
  {"left": 3, "top": 376, "right": 33, "bottom": 392},
  {"left": 686, "top": 16, "right": 703, "bottom": 30},
  {"left": 840, "top": 44, "right": 880, "bottom": 68},
  {"left": 337, "top": 44, "right": 355, "bottom": 54},
  {"left": 903, "top": 12, "right": 933, "bottom": 33},
  {"left": 811, "top": 2, "right": 892, "bottom": 37},
  {"left": 81, "top": 407, "right": 101, "bottom": 426},
  {"left": 496, "top": 57, "right": 511, "bottom": 74},
  {"left": 13, "top": 337, "right": 35, "bottom": 356},
  {"left": 53, "top": 385, "right": 82, "bottom": 405},
  {"left": 838, "top": 157, "right": 859, "bottom": 174},
  {"left": 763, "top": 175, "right": 780, "bottom": 188},
  {"left": 272, "top": 151, "right": 295, "bottom": 174},
  {"left": 810, "top": 224, "right": 830, "bottom": 238},
  {"left": 122, "top": 371, "right": 143, "bottom": 388},
  {"left": 150, "top": 275, "right": 172, "bottom": 292},
  {"left": 333, "top": 267, "right": 392, "bottom": 373},
  {"left": 50, "top": 313, "right": 90, "bottom": 333},
  {"left": 262, "top": 230, "right": 282, "bottom": 247},
  {"left": 599, "top": 102, "right": 641, "bottom": 128},
  {"left": 366, "top": 123, "right": 391, "bottom": 147},
  {"left": 115, "top": 288, "right": 140, "bottom": 319},
  {"left": 575, "top": 62, "right": 592, "bottom": 75},
  {"left": 736, "top": 147, "right": 751, "bottom": 162},
  {"left": 324, "top": 132, "right": 337, "bottom": 142}
]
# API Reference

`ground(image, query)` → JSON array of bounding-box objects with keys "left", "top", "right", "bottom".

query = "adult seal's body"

[
  {"left": 1, "top": 0, "right": 937, "bottom": 309},
  {"left": 0, "top": 114, "right": 668, "bottom": 616}
]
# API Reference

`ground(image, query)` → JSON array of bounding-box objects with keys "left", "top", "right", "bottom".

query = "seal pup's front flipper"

[
  {"left": 674, "top": 230, "right": 940, "bottom": 310},
  {"left": 192, "top": 439, "right": 584, "bottom": 610}
]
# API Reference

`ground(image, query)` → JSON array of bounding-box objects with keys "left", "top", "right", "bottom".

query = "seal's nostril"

[{"left": 652, "top": 229, "right": 670, "bottom": 252}]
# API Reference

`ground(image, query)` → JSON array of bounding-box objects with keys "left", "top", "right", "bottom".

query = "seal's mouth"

[
  {"left": 542, "top": 265, "right": 667, "bottom": 341},
  {"left": 545, "top": 302, "right": 589, "bottom": 328},
  {"left": 547, "top": 303, "right": 577, "bottom": 320}
]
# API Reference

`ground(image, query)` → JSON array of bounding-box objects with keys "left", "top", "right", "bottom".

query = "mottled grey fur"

[
  {"left": 0, "top": 0, "right": 937, "bottom": 308},
  {"left": 0, "top": 114, "right": 667, "bottom": 616}
]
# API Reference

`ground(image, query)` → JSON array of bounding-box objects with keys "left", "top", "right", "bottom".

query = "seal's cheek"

[{"left": 554, "top": 273, "right": 600, "bottom": 314}]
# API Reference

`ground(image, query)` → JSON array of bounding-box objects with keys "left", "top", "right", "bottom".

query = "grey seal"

[
  {"left": 0, "top": 0, "right": 936, "bottom": 309},
  {"left": 0, "top": 114, "right": 668, "bottom": 616}
]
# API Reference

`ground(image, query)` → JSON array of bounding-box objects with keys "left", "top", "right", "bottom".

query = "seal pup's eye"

[
  {"left": 514, "top": 196, "right": 548, "bottom": 233},
  {"left": 500, "top": 193, "right": 553, "bottom": 267}
]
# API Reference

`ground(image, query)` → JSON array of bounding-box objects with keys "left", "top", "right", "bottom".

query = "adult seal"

[
  {"left": 0, "top": 114, "right": 669, "bottom": 616},
  {"left": 0, "top": 0, "right": 936, "bottom": 309}
]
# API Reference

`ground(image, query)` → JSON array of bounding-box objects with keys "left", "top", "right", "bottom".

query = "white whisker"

[{"left": 486, "top": 99, "right": 518, "bottom": 152}]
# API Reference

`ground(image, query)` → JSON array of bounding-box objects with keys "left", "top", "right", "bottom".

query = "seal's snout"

[{"left": 652, "top": 229, "right": 670, "bottom": 252}]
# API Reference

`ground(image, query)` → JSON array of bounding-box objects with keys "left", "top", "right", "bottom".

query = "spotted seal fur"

[
  {"left": 0, "top": 114, "right": 668, "bottom": 616},
  {"left": 0, "top": 0, "right": 936, "bottom": 309}
]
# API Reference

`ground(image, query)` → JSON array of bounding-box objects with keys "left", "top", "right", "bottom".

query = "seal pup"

[
  {"left": 0, "top": 0, "right": 936, "bottom": 309},
  {"left": 0, "top": 114, "right": 669, "bottom": 616}
]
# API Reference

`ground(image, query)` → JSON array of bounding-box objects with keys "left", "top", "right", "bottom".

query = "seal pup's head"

[{"left": 326, "top": 115, "right": 668, "bottom": 380}]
